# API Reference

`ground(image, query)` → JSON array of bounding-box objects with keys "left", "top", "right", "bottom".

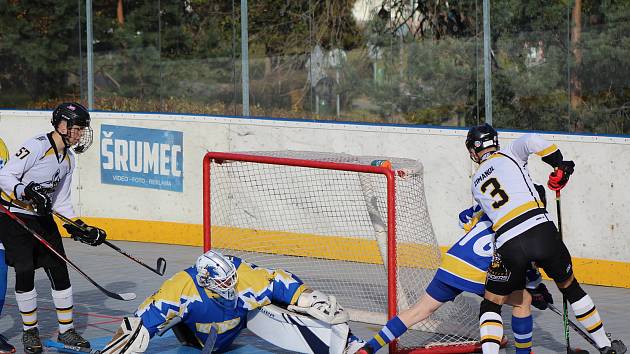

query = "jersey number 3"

[{"left": 480, "top": 178, "right": 509, "bottom": 208}]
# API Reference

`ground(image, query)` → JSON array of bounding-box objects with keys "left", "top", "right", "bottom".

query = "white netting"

[{"left": 205, "top": 151, "right": 479, "bottom": 352}]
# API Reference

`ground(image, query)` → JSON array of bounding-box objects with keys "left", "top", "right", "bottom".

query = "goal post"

[{"left": 202, "top": 151, "right": 481, "bottom": 353}]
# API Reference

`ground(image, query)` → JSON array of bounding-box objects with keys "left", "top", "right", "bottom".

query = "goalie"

[{"left": 100, "top": 250, "right": 364, "bottom": 354}]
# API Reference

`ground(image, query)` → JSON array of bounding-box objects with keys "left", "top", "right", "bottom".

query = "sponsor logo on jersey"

[
  {"left": 100, "top": 125, "right": 183, "bottom": 192},
  {"left": 474, "top": 166, "right": 494, "bottom": 187}
]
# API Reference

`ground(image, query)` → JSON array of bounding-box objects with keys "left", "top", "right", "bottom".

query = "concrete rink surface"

[{"left": 0, "top": 240, "right": 628, "bottom": 353}]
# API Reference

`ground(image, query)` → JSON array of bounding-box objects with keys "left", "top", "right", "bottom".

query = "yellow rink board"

[{"left": 58, "top": 217, "right": 630, "bottom": 288}]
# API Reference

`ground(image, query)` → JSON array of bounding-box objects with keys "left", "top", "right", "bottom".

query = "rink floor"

[{"left": 0, "top": 240, "right": 628, "bottom": 353}]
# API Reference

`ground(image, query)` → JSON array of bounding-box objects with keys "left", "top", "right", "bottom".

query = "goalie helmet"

[
  {"left": 195, "top": 250, "right": 238, "bottom": 305},
  {"left": 465, "top": 123, "right": 499, "bottom": 162},
  {"left": 51, "top": 102, "right": 93, "bottom": 154}
]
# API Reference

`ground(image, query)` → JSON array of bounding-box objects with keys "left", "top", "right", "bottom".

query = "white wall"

[{"left": 2, "top": 110, "right": 629, "bottom": 263}]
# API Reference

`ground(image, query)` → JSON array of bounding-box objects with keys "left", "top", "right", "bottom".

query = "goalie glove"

[
  {"left": 287, "top": 289, "right": 349, "bottom": 325},
  {"left": 63, "top": 219, "right": 107, "bottom": 246}
]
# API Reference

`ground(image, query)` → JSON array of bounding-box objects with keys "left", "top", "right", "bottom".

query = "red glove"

[{"left": 547, "top": 161, "right": 575, "bottom": 191}]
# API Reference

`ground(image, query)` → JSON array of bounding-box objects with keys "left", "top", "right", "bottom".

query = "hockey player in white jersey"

[
  {"left": 465, "top": 124, "right": 626, "bottom": 354},
  {"left": 356, "top": 189, "right": 553, "bottom": 354},
  {"left": 0, "top": 103, "right": 107, "bottom": 354}
]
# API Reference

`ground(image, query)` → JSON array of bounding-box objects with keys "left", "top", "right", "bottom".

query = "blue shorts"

[{"left": 425, "top": 277, "right": 465, "bottom": 303}]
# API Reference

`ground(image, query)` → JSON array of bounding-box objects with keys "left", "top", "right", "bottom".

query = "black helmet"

[
  {"left": 465, "top": 123, "right": 499, "bottom": 161},
  {"left": 52, "top": 102, "right": 91, "bottom": 128},
  {"left": 51, "top": 102, "right": 93, "bottom": 154}
]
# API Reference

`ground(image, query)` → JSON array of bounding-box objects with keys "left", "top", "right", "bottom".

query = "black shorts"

[
  {"left": 485, "top": 221, "right": 573, "bottom": 296},
  {"left": 0, "top": 213, "right": 67, "bottom": 272}
]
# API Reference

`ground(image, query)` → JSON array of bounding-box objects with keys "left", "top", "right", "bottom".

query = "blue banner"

[{"left": 100, "top": 125, "right": 183, "bottom": 192}]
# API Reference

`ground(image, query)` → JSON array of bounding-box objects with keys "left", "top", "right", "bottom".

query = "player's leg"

[
  {"left": 2, "top": 216, "right": 43, "bottom": 354},
  {"left": 357, "top": 278, "right": 453, "bottom": 353},
  {"left": 0, "top": 246, "right": 16, "bottom": 354},
  {"left": 481, "top": 238, "right": 529, "bottom": 354},
  {"left": 532, "top": 223, "right": 626, "bottom": 353},
  {"left": 40, "top": 218, "right": 90, "bottom": 349},
  {"left": 506, "top": 290, "right": 533, "bottom": 354}
]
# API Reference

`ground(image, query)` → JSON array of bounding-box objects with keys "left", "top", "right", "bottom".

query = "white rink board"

[{"left": 1, "top": 110, "right": 629, "bottom": 264}]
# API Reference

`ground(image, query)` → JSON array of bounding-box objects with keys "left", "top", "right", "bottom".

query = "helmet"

[
  {"left": 52, "top": 102, "right": 91, "bottom": 128},
  {"left": 51, "top": 102, "right": 93, "bottom": 154},
  {"left": 465, "top": 123, "right": 499, "bottom": 162},
  {"left": 195, "top": 250, "right": 238, "bottom": 303}
]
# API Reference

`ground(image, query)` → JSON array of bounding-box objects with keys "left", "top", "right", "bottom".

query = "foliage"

[{"left": 1, "top": 0, "right": 630, "bottom": 134}]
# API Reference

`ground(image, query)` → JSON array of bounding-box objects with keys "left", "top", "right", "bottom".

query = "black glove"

[
  {"left": 527, "top": 283, "right": 554, "bottom": 310},
  {"left": 23, "top": 182, "right": 52, "bottom": 215},
  {"left": 63, "top": 219, "right": 107, "bottom": 246}
]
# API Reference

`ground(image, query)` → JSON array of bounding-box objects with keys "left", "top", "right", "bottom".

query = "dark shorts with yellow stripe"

[
  {"left": 0, "top": 212, "right": 67, "bottom": 272},
  {"left": 486, "top": 221, "right": 573, "bottom": 296}
]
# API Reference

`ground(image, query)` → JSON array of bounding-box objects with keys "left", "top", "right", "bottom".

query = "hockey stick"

[
  {"left": 548, "top": 303, "right": 599, "bottom": 350},
  {"left": 0, "top": 204, "right": 136, "bottom": 301},
  {"left": 53, "top": 211, "right": 167, "bottom": 276},
  {"left": 43, "top": 339, "right": 101, "bottom": 353},
  {"left": 556, "top": 190, "right": 574, "bottom": 354},
  {"left": 200, "top": 325, "right": 218, "bottom": 354}
]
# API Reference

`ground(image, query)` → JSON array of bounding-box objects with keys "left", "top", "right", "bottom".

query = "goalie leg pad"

[
  {"left": 101, "top": 317, "right": 150, "bottom": 354},
  {"left": 247, "top": 304, "right": 349, "bottom": 353}
]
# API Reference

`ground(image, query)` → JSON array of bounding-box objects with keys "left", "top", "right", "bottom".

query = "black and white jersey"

[
  {"left": 0, "top": 133, "right": 76, "bottom": 218},
  {"left": 471, "top": 134, "right": 556, "bottom": 247}
]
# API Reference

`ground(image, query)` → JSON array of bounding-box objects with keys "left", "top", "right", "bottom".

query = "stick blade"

[
  {"left": 119, "top": 292, "right": 137, "bottom": 301},
  {"left": 156, "top": 257, "right": 167, "bottom": 275}
]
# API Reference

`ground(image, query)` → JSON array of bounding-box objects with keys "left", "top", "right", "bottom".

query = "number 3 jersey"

[
  {"left": 135, "top": 256, "right": 306, "bottom": 351},
  {"left": 0, "top": 133, "right": 76, "bottom": 218},
  {"left": 471, "top": 133, "right": 555, "bottom": 248}
]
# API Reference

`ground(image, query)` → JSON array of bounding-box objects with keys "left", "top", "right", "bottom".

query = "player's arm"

[
  {"left": 0, "top": 139, "right": 40, "bottom": 200},
  {"left": 510, "top": 133, "right": 575, "bottom": 190},
  {"left": 240, "top": 259, "right": 348, "bottom": 324},
  {"left": 0, "top": 139, "right": 54, "bottom": 214},
  {"left": 135, "top": 271, "right": 194, "bottom": 338},
  {"left": 54, "top": 160, "right": 107, "bottom": 246}
]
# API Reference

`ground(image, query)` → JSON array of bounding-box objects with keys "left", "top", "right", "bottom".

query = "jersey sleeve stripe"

[
  {"left": 534, "top": 144, "right": 558, "bottom": 157},
  {"left": 492, "top": 201, "right": 541, "bottom": 231}
]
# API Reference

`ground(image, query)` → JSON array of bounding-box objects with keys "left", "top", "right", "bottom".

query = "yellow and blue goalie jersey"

[
  {"left": 435, "top": 214, "right": 494, "bottom": 296},
  {"left": 135, "top": 256, "right": 306, "bottom": 351},
  {"left": 471, "top": 133, "right": 554, "bottom": 248},
  {"left": 0, "top": 137, "right": 7, "bottom": 251},
  {"left": 0, "top": 138, "right": 8, "bottom": 169}
]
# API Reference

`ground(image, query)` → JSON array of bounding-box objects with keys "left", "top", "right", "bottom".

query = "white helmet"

[{"left": 195, "top": 250, "right": 238, "bottom": 303}]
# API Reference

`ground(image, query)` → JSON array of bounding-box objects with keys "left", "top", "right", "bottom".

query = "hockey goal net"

[{"left": 203, "top": 151, "right": 480, "bottom": 353}]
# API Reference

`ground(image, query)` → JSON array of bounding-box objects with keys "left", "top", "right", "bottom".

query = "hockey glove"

[
  {"left": 547, "top": 161, "right": 575, "bottom": 191},
  {"left": 23, "top": 182, "right": 52, "bottom": 215},
  {"left": 458, "top": 204, "right": 483, "bottom": 231},
  {"left": 63, "top": 219, "right": 107, "bottom": 246},
  {"left": 287, "top": 289, "right": 349, "bottom": 324},
  {"left": 527, "top": 283, "right": 554, "bottom": 310}
]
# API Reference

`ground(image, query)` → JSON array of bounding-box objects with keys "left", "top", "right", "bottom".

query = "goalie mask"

[
  {"left": 52, "top": 102, "right": 93, "bottom": 154},
  {"left": 195, "top": 250, "right": 238, "bottom": 307}
]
